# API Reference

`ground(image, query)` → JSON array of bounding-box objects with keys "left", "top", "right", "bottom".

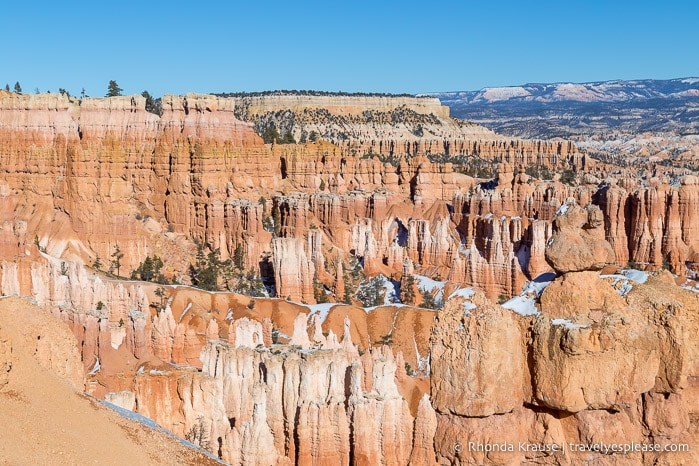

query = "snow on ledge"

[
  {"left": 501, "top": 272, "right": 555, "bottom": 317},
  {"left": 551, "top": 318, "right": 590, "bottom": 329},
  {"left": 502, "top": 296, "right": 538, "bottom": 316},
  {"left": 448, "top": 287, "right": 476, "bottom": 300}
]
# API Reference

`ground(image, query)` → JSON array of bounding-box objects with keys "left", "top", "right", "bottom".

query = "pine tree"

[
  {"left": 191, "top": 244, "right": 223, "bottom": 291},
  {"left": 13, "top": 82, "right": 22, "bottom": 94},
  {"left": 233, "top": 243, "right": 245, "bottom": 269},
  {"left": 281, "top": 131, "right": 296, "bottom": 144},
  {"left": 93, "top": 254, "right": 102, "bottom": 271},
  {"left": 110, "top": 243, "right": 124, "bottom": 277},
  {"left": 154, "top": 286, "right": 167, "bottom": 308},
  {"left": 261, "top": 127, "right": 281, "bottom": 144},
  {"left": 419, "top": 289, "right": 438, "bottom": 309},
  {"left": 4, "top": 84, "right": 9, "bottom": 91},
  {"left": 141, "top": 90, "right": 161, "bottom": 115},
  {"left": 357, "top": 276, "right": 384, "bottom": 307},
  {"left": 106, "top": 80, "right": 123, "bottom": 97}
]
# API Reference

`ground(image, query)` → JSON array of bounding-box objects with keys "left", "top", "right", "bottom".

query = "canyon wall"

[
  {"left": 429, "top": 205, "right": 699, "bottom": 465},
  {"left": 231, "top": 93, "right": 582, "bottom": 164},
  {"left": 1, "top": 92, "right": 698, "bottom": 306},
  {"left": 2, "top": 91, "right": 699, "bottom": 464}
]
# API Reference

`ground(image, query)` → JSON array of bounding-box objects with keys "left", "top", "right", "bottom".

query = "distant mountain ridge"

[{"left": 430, "top": 78, "right": 699, "bottom": 139}]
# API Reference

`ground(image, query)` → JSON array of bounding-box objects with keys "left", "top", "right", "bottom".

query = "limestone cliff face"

[
  {"left": 1, "top": 179, "right": 697, "bottom": 465},
  {"left": 235, "top": 94, "right": 451, "bottom": 119},
  {"left": 272, "top": 237, "right": 315, "bottom": 303},
  {"left": 0, "top": 92, "right": 272, "bottom": 274},
  {"left": 429, "top": 204, "right": 699, "bottom": 465},
  {"left": 2, "top": 92, "right": 697, "bottom": 306},
  {"left": 232, "top": 93, "right": 580, "bottom": 165},
  {"left": 133, "top": 336, "right": 429, "bottom": 466}
]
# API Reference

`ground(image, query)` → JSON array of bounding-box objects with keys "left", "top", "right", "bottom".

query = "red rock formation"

[
  {"left": 272, "top": 238, "right": 315, "bottom": 303},
  {"left": 131, "top": 339, "right": 422, "bottom": 465},
  {"left": 3, "top": 91, "right": 697, "bottom": 305},
  {"left": 5, "top": 90, "right": 699, "bottom": 465},
  {"left": 431, "top": 292, "right": 526, "bottom": 416},
  {"left": 431, "top": 274, "right": 699, "bottom": 465}
]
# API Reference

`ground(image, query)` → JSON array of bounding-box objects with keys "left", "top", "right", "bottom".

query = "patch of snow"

[
  {"left": 448, "top": 287, "right": 476, "bottom": 300},
  {"left": 354, "top": 274, "right": 399, "bottom": 306},
  {"left": 305, "top": 303, "right": 338, "bottom": 323},
  {"left": 89, "top": 358, "right": 101, "bottom": 375},
  {"left": 620, "top": 269, "right": 648, "bottom": 284},
  {"left": 523, "top": 272, "right": 556, "bottom": 295},
  {"left": 600, "top": 274, "right": 635, "bottom": 296},
  {"left": 414, "top": 275, "right": 446, "bottom": 293},
  {"left": 551, "top": 318, "right": 590, "bottom": 329},
  {"left": 435, "top": 289, "right": 444, "bottom": 305},
  {"left": 502, "top": 296, "right": 538, "bottom": 316},
  {"left": 379, "top": 275, "right": 400, "bottom": 304},
  {"left": 462, "top": 302, "right": 476, "bottom": 312},
  {"left": 555, "top": 203, "right": 569, "bottom": 216},
  {"left": 477, "top": 86, "right": 531, "bottom": 102},
  {"left": 178, "top": 302, "right": 192, "bottom": 323},
  {"left": 681, "top": 78, "right": 699, "bottom": 84},
  {"left": 447, "top": 287, "right": 477, "bottom": 314},
  {"left": 501, "top": 272, "right": 555, "bottom": 317},
  {"left": 618, "top": 281, "right": 633, "bottom": 295},
  {"left": 516, "top": 244, "right": 530, "bottom": 270},
  {"left": 413, "top": 336, "right": 430, "bottom": 376},
  {"left": 100, "top": 400, "right": 226, "bottom": 464},
  {"left": 225, "top": 309, "right": 233, "bottom": 321}
]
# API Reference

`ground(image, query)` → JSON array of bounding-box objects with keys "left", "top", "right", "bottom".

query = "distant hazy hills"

[{"left": 430, "top": 78, "right": 699, "bottom": 139}]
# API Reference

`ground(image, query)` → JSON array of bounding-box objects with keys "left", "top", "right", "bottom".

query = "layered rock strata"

[
  {"left": 429, "top": 204, "right": 699, "bottom": 465},
  {"left": 2, "top": 92, "right": 698, "bottom": 308},
  {"left": 132, "top": 325, "right": 426, "bottom": 466},
  {"left": 231, "top": 93, "right": 581, "bottom": 165}
]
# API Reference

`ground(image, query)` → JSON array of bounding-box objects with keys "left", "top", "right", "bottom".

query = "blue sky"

[{"left": 2, "top": 0, "right": 697, "bottom": 97}]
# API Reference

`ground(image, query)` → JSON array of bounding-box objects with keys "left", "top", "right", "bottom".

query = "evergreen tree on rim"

[{"left": 106, "top": 80, "right": 123, "bottom": 97}]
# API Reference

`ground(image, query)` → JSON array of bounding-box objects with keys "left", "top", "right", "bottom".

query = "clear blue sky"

[{"left": 3, "top": 0, "right": 697, "bottom": 97}]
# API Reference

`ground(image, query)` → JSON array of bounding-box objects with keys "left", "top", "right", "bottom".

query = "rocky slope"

[
  {"left": 0, "top": 297, "right": 219, "bottom": 465},
  {"left": 430, "top": 203, "right": 699, "bottom": 465}
]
